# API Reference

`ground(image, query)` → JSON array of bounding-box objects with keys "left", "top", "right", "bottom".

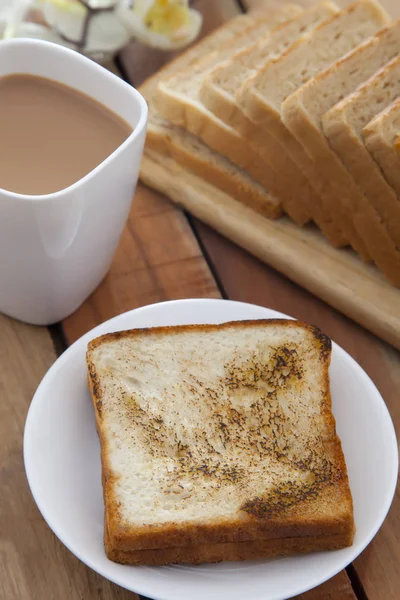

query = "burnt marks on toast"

[
  {"left": 177, "top": 458, "right": 245, "bottom": 484},
  {"left": 119, "top": 391, "right": 170, "bottom": 451},
  {"left": 221, "top": 345, "right": 304, "bottom": 457},
  {"left": 224, "top": 346, "right": 304, "bottom": 392},
  {"left": 307, "top": 325, "right": 331, "bottom": 361},
  {"left": 110, "top": 341, "right": 334, "bottom": 506},
  {"left": 225, "top": 345, "right": 303, "bottom": 391},
  {"left": 90, "top": 326, "right": 340, "bottom": 518},
  {"left": 241, "top": 455, "right": 341, "bottom": 519},
  {"left": 241, "top": 479, "right": 320, "bottom": 519}
]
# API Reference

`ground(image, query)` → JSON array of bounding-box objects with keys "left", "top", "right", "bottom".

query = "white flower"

[
  {"left": 0, "top": 0, "right": 202, "bottom": 55},
  {"left": 42, "top": 0, "right": 131, "bottom": 54},
  {"left": 118, "top": 0, "right": 202, "bottom": 50}
]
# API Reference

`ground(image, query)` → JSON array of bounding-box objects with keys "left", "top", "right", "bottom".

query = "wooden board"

[{"left": 140, "top": 151, "right": 400, "bottom": 350}]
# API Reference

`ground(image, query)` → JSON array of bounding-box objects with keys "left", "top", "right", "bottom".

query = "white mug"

[{"left": 0, "top": 39, "right": 148, "bottom": 325}]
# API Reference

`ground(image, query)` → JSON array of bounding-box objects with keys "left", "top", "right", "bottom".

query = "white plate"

[{"left": 24, "top": 299, "right": 398, "bottom": 600}]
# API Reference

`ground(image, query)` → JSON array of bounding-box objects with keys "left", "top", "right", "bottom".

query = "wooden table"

[{"left": 1, "top": 1, "right": 399, "bottom": 599}]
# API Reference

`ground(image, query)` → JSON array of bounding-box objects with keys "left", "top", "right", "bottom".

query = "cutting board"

[{"left": 140, "top": 149, "right": 400, "bottom": 350}]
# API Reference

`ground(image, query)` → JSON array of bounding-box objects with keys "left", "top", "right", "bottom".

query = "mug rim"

[{"left": 0, "top": 38, "right": 148, "bottom": 202}]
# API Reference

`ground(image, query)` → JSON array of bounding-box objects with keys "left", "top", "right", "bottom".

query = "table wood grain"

[
  {"left": 1, "top": 1, "right": 398, "bottom": 599},
  {"left": 0, "top": 316, "right": 141, "bottom": 600}
]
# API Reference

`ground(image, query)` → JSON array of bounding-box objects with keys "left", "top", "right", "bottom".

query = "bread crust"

[
  {"left": 282, "top": 92, "right": 400, "bottom": 281},
  {"left": 105, "top": 521, "right": 354, "bottom": 566},
  {"left": 199, "top": 81, "right": 312, "bottom": 226},
  {"left": 87, "top": 320, "right": 354, "bottom": 563},
  {"left": 155, "top": 79, "right": 289, "bottom": 200},
  {"left": 323, "top": 56, "right": 400, "bottom": 249},
  {"left": 144, "top": 127, "right": 282, "bottom": 219},
  {"left": 363, "top": 97, "right": 400, "bottom": 197}
]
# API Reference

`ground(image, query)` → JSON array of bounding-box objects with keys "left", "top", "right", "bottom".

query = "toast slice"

[
  {"left": 363, "top": 96, "right": 400, "bottom": 197},
  {"left": 155, "top": 5, "right": 305, "bottom": 208},
  {"left": 87, "top": 320, "right": 354, "bottom": 565},
  {"left": 323, "top": 56, "right": 400, "bottom": 250},
  {"left": 199, "top": 1, "right": 338, "bottom": 226},
  {"left": 282, "top": 22, "right": 400, "bottom": 285},
  {"left": 140, "top": 14, "right": 282, "bottom": 219},
  {"left": 106, "top": 529, "right": 353, "bottom": 566},
  {"left": 237, "top": 0, "right": 391, "bottom": 258}
]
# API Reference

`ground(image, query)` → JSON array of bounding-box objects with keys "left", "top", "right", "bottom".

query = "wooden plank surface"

[
  {"left": 296, "top": 571, "right": 358, "bottom": 600},
  {"left": 0, "top": 316, "right": 141, "bottom": 600}
]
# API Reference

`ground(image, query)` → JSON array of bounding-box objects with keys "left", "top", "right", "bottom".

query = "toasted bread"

[{"left": 87, "top": 320, "right": 354, "bottom": 565}]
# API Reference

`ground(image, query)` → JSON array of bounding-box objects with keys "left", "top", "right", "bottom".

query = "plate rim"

[{"left": 23, "top": 298, "right": 399, "bottom": 600}]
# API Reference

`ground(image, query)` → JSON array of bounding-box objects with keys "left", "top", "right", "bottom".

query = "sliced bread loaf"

[
  {"left": 363, "top": 96, "right": 400, "bottom": 196},
  {"left": 140, "top": 14, "right": 282, "bottom": 218},
  {"left": 199, "top": 2, "right": 338, "bottom": 226},
  {"left": 282, "top": 22, "right": 400, "bottom": 283},
  {"left": 155, "top": 5, "right": 305, "bottom": 211},
  {"left": 323, "top": 55, "right": 400, "bottom": 250},
  {"left": 143, "top": 9, "right": 256, "bottom": 149},
  {"left": 237, "top": 0, "right": 391, "bottom": 259}
]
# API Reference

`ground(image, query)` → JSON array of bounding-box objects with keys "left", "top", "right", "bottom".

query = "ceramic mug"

[{"left": 0, "top": 39, "right": 148, "bottom": 325}]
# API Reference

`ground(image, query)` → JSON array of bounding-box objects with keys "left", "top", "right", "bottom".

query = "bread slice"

[
  {"left": 155, "top": 5, "right": 306, "bottom": 209},
  {"left": 106, "top": 529, "right": 353, "bottom": 566},
  {"left": 146, "top": 119, "right": 281, "bottom": 218},
  {"left": 363, "top": 96, "right": 400, "bottom": 197},
  {"left": 140, "top": 14, "right": 282, "bottom": 219},
  {"left": 237, "top": 0, "right": 391, "bottom": 258},
  {"left": 199, "top": 2, "right": 338, "bottom": 227},
  {"left": 87, "top": 320, "right": 354, "bottom": 565},
  {"left": 282, "top": 22, "right": 400, "bottom": 284},
  {"left": 323, "top": 55, "right": 400, "bottom": 251}
]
